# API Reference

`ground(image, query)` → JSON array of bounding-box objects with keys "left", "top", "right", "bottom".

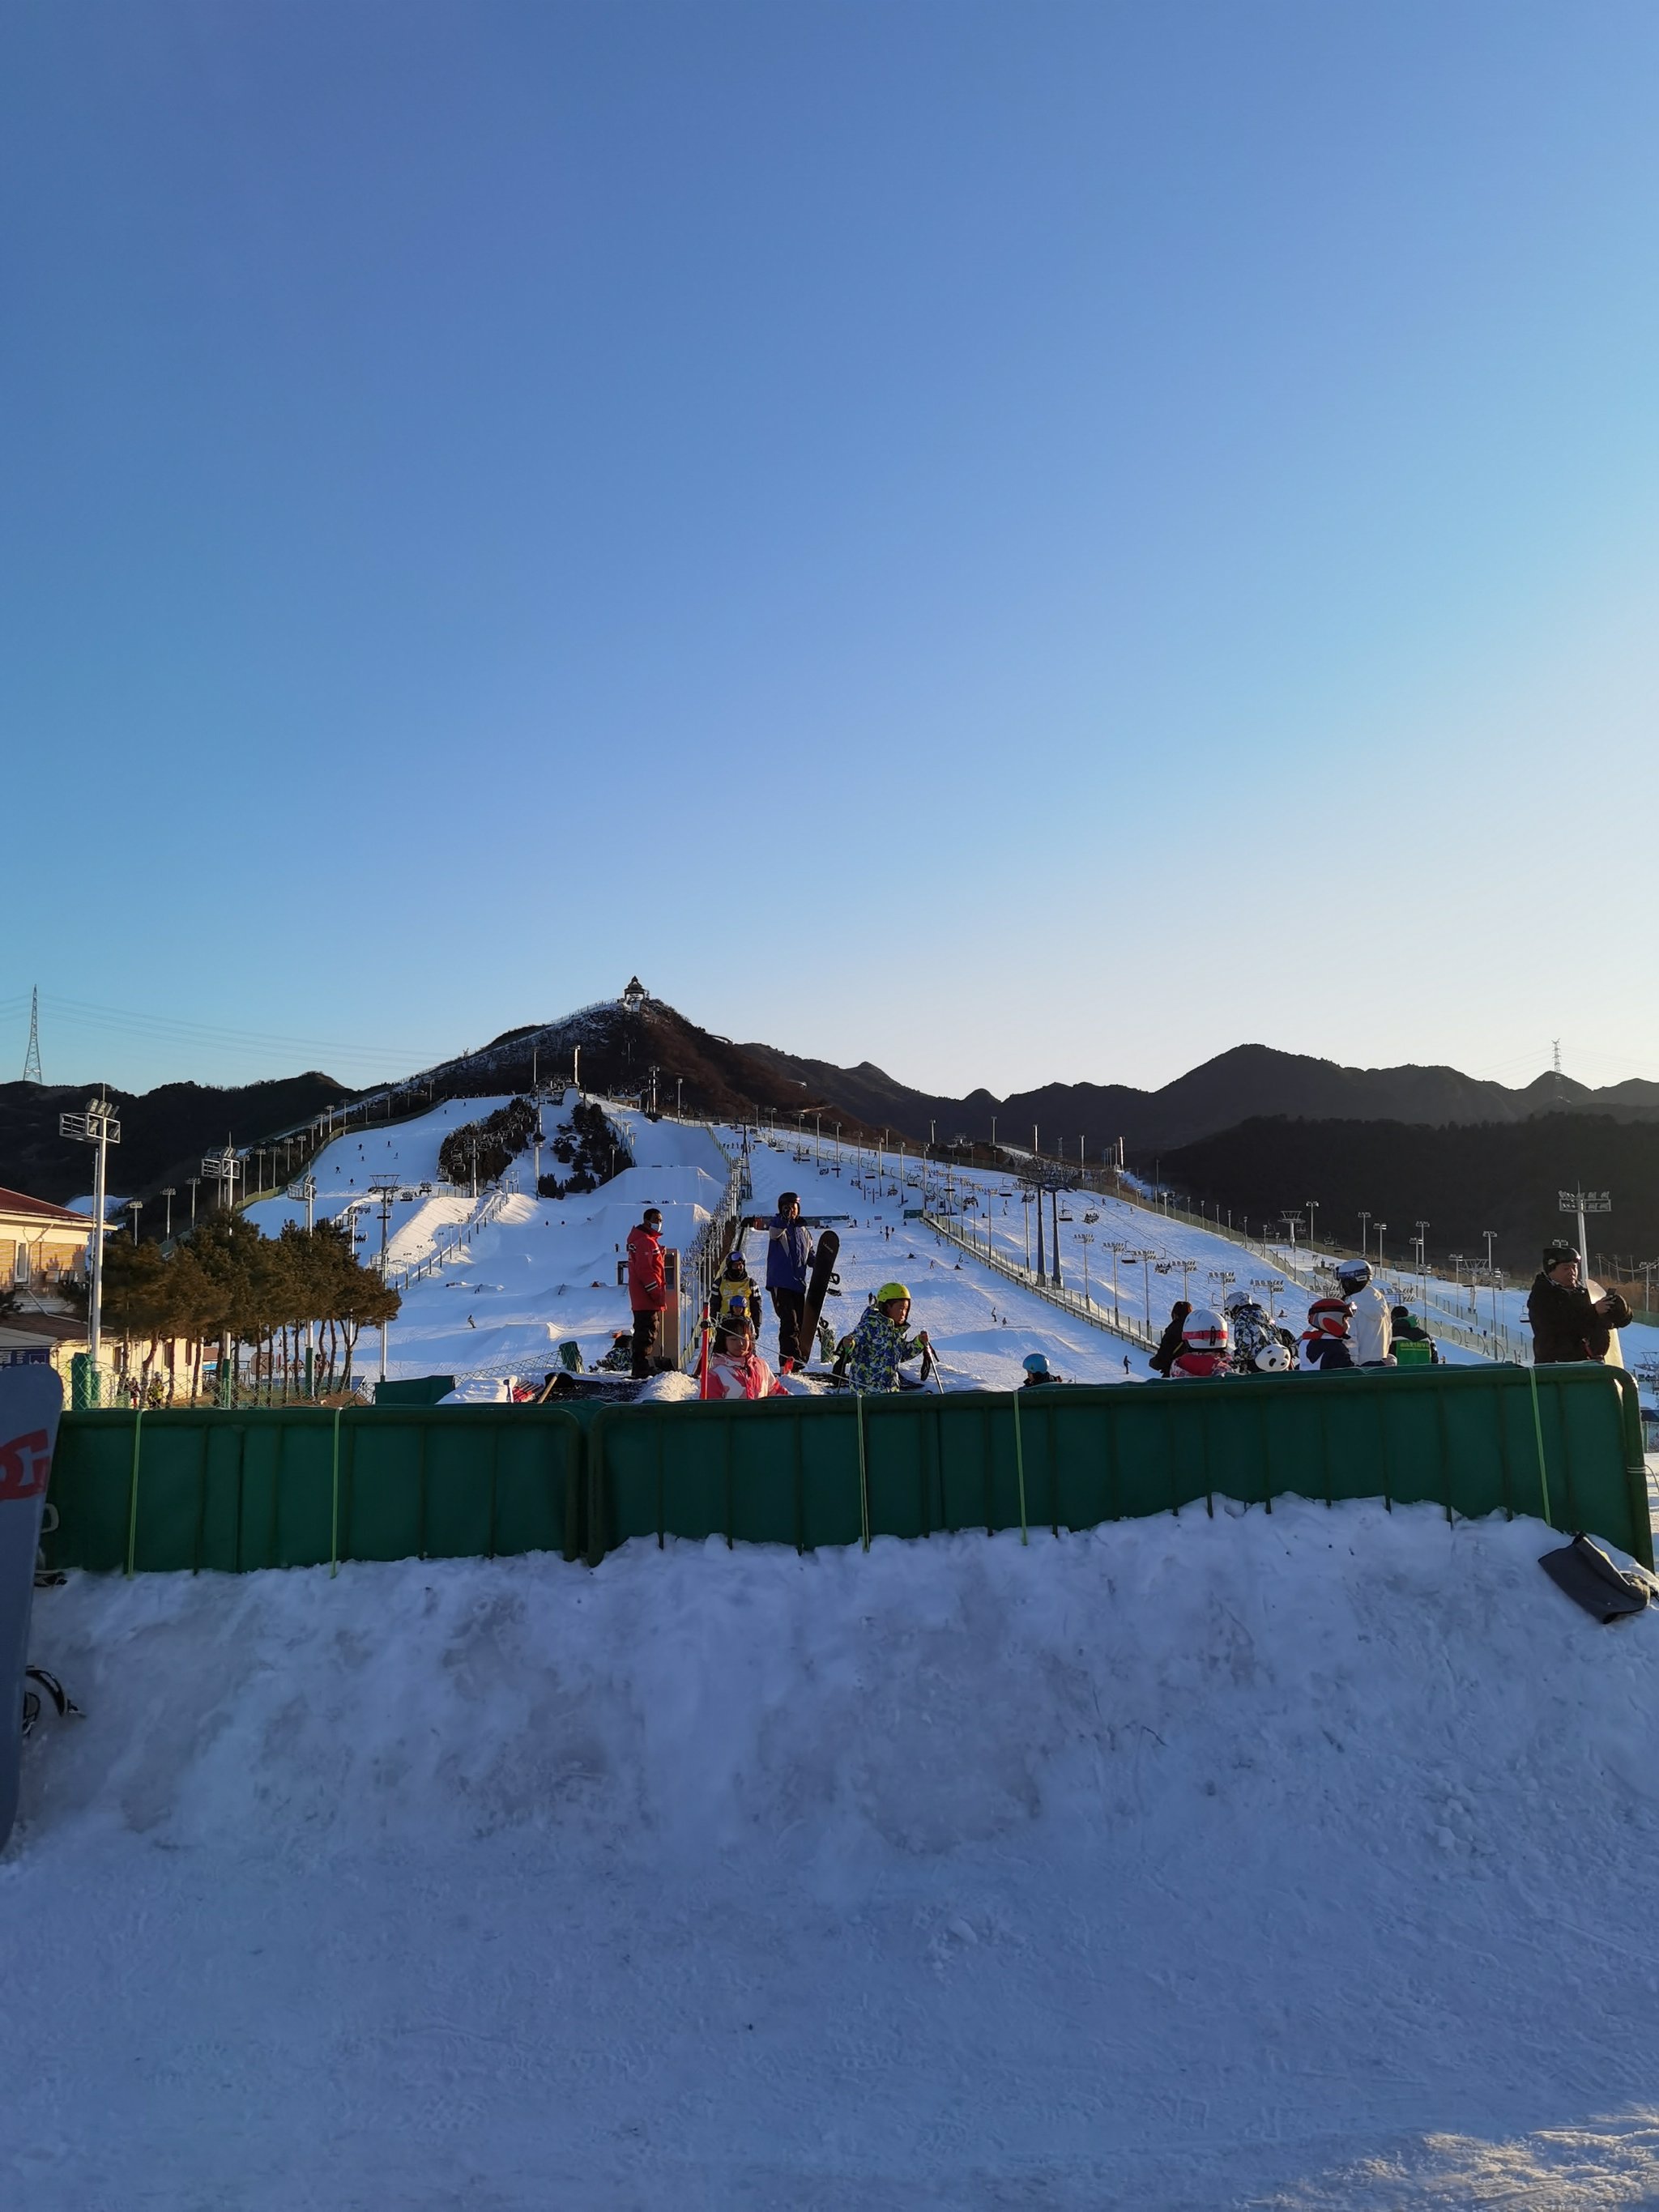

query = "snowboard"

[
  {"left": 795, "top": 1230, "right": 840, "bottom": 1370},
  {"left": 1, "top": 1365, "right": 64, "bottom": 1853}
]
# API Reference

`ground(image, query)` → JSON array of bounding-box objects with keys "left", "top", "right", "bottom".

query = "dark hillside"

[{"left": 1143, "top": 1113, "right": 1659, "bottom": 1279}]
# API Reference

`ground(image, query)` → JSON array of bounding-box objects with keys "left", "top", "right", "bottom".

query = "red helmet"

[
  {"left": 1307, "top": 1298, "right": 1352, "bottom": 1337},
  {"left": 1182, "top": 1308, "right": 1229, "bottom": 1353}
]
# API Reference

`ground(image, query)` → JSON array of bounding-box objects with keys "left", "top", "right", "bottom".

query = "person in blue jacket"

[{"left": 763, "top": 1191, "right": 816, "bottom": 1370}]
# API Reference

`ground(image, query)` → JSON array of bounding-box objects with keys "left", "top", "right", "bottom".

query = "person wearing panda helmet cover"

[{"left": 1334, "top": 1256, "right": 1394, "bottom": 1366}]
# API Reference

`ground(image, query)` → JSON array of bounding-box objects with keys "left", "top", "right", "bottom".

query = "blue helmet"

[{"left": 1022, "top": 1353, "right": 1051, "bottom": 1376}]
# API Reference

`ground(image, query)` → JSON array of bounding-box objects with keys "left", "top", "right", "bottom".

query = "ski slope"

[{"left": 12, "top": 1501, "right": 1659, "bottom": 2206}]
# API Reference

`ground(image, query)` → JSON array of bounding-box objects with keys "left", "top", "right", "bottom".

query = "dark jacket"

[
  {"left": 1149, "top": 1302, "right": 1192, "bottom": 1379},
  {"left": 1527, "top": 1272, "right": 1632, "bottom": 1364}
]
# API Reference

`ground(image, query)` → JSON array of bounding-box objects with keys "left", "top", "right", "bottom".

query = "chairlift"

[{"left": 1083, "top": 1211, "right": 1099, "bottom": 1225}]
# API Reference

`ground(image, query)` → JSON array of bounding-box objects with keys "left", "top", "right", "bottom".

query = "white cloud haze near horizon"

[{"left": 5, "top": 4, "right": 1657, "bottom": 1099}]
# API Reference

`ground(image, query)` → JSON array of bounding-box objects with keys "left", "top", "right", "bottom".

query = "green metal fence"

[
  {"left": 584, "top": 1364, "right": 1651, "bottom": 1569},
  {"left": 42, "top": 1363, "right": 1651, "bottom": 1579},
  {"left": 45, "top": 1406, "right": 583, "bottom": 1575}
]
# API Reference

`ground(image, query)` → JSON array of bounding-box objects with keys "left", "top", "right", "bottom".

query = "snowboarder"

[
  {"left": 625, "top": 1206, "right": 667, "bottom": 1378},
  {"left": 703, "top": 1315, "right": 787, "bottom": 1401},
  {"left": 842, "top": 1284, "right": 930, "bottom": 1393},
  {"left": 1389, "top": 1305, "right": 1440, "bottom": 1366},
  {"left": 1149, "top": 1300, "right": 1192, "bottom": 1378},
  {"left": 1335, "top": 1259, "right": 1394, "bottom": 1366},
  {"left": 1168, "top": 1308, "right": 1230, "bottom": 1379},
  {"left": 1021, "top": 1353, "right": 1060, "bottom": 1387},
  {"left": 1526, "top": 1245, "right": 1631, "bottom": 1366},
  {"left": 1300, "top": 1298, "right": 1356, "bottom": 1372},
  {"left": 763, "top": 1191, "right": 815, "bottom": 1370}
]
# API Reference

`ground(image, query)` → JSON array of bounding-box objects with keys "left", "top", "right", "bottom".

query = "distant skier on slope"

[
  {"left": 842, "top": 1284, "right": 930, "bottom": 1393},
  {"left": 1300, "top": 1298, "right": 1356, "bottom": 1371},
  {"left": 1335, "top": 1259, "right": 1394, "bottom": 1366}
]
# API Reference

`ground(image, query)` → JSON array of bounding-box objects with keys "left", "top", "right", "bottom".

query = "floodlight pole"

[
  {"left": 59, "top": 1093, "right": 121, "bottom": 1388},
  {"left": 161, "top": 1187, "right": 176, "bottom": 1239}
]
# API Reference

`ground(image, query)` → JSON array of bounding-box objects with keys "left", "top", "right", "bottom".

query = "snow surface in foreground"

[{"left": 10, "top": 1502, "right": 1659, "bottom": 2208}]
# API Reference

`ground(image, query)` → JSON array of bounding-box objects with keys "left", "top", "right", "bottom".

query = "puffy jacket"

[
  {"left": 846, "top": 1303, "right": 923, "bottom": 1393},
  {"left": 711, "top": 1264, "right": 761, "bottom": 1332},
  {"left": 1300, "top": 1332, "right": 1354, "bottom": 1372},
  {"left": 1346, "top": 1283, "right": 1393, "bottom": 1366},
  {"left": 765, "top": 1216, "right": 816, "bottom": 1294},
  {"left": 1169, "top": 1349, "right": 1229, "bottom": 1379},
  {"left": 625, "top": 1225, "right": 667, "bottom": 1313},
  {"left": 704, "top": 1350, "right": 784, "bottom": 1401},
  {"left": 1528, "top": 1273, "right": 1631, "bottom": 1364}
]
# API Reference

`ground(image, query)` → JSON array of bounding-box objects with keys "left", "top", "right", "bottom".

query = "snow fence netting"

[{"left": 39, "top": 1364, "right": 1649, "bottom": 1578}]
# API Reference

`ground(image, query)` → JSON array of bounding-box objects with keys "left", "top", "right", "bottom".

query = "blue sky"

[{"left": 4, "top": 2, "right": 1657, "bottom": 1099}]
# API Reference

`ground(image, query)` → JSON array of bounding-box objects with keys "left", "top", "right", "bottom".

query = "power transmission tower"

[{"left": 22, "top": 987, "right": 42, "bottom": 1082}]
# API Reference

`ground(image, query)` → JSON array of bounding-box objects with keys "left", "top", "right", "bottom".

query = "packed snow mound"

[{"left": 13, "top": 1503, "right": 1659, "bottom": 2208}]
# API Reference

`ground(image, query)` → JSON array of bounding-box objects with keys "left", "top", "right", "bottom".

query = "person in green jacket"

[{"left": 1389, "top": 1306, "right": 1439, "bottom": 1366}]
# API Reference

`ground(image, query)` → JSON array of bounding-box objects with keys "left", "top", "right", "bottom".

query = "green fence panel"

[
  {"left": 586, "top": 1365, "right": 1651, "bottom": 1569},
  {"left": 47, "top": 1407, "right": 585, "bottom": 1574},
  {"left": 373, "top": 1376, "right": 457, "bottom": 1409}
]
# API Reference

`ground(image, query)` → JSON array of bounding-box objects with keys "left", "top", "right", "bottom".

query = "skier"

[
  {"left": 1168, "top": 1308, "right": 1230, "bottom": 1379},
  {"left": 1300, "top": 1298, "right": 1356, "bottom": 1371},
  {"left": 1389, "top": 1305, "right": 1440, "bottom": 1366},
  {"left": 1526, "top": 1244, "right": 1631, "bottom": 1365},
  {"left": 1335, "top": 1259, "right": 1394, "bottom": 1366},
  {"left": 1149, "top": 1300, "right": 1192, "bottom": 1378},
  {"left": 842, "top": 1284, "right": 930, "bottom": 1393},
  {"left": 710, "top": 1243, "right": 763, "bottom": 1336},
  {"left": 1021, "top": 1353, "right": 1060, "bottom": 1387},
  {"left": 703, "top": 1315, "right": 787, "bottom": 1401},
  {"left": 625, "top": 1206, "right": 667, "bottom": 1379},
  {"left": 762, "top": 1191, "right": 815, "bottom": 1372}
]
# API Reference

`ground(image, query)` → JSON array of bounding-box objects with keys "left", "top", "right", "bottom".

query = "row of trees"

[{"left": 64, "top": 1215, "right": 400, "bottom": 1403}]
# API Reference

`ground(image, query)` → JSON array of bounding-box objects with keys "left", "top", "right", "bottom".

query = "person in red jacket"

[
  {"left": 703, "top": 1315, "right": 787, "bottom": 1400},
  {"left": 625, "top": 1207, "right": 667, "bottom": 1378}
]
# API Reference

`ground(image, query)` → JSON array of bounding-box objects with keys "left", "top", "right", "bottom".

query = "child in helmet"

[
  {"left": 710, "top": 1242, "right": 763, "bottom": 1338},
  {"left": 1021, "top": 1352, "right": 1060, "bottom": 1387},
  {"left": 1169, "top": 1308, "right": 1230, "bottom": 1378},
  {"left": 1300, "top": 1298, "right": 1356, "bottom": 1371},
  {"left": 1389, "top": 1305, "right": 1440, "bottom": 1366},
  {"left": 844, "top": 1283, "right": 930, "bottom": 1392},
  {"left": 1223, "top": 1290, "right": 1295, "bottom": 1375},
  {"left": 703, "top": 1314, "right": 787, "bottom": 1401}
]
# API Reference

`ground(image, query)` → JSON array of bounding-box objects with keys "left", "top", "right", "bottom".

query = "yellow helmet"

[{"left": 876, "top": 1282, "right": 911, "bottom": 1307}]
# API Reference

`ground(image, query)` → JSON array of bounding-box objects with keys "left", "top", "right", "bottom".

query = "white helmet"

[
  {"left": 1337, "top": 1259, "right": 1371, "bottom": 1289},
  {"left": 1182, "top": 1308, "right": 1229, "bottom": 1353},
  {"left": 1252, "top": 1340, "right": 1292, "bottom": 1373},
  {"left": 1224, "top": 1289, "right": 1254, "bottom": 1312}
]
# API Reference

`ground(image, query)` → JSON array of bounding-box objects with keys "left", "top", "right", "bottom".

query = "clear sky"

[{"left": 4, "top": 2, "right": 1657, "bottom": 1101}]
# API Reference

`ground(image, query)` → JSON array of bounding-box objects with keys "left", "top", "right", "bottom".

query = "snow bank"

[{"left": 10, "top": 1502, "right": 1659, "bottom": 2206}]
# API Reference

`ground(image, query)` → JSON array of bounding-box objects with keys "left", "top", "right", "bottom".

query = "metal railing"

[{"left": 921, "top": 1211, "right": 1158, "bottom": 1352}]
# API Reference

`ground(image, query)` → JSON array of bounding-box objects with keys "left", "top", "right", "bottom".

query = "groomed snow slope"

[{"left": 11, "top": 1503, "right": 1659, "bottom": 2208}]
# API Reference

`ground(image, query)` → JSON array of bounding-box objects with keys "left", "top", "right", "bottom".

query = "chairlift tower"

[
  {"left": 369, "top": 1174, "right": 401, "bottom": 1383},
  {"left": 286, "top": 1174, "right": 319, "bottom": 1392}
]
